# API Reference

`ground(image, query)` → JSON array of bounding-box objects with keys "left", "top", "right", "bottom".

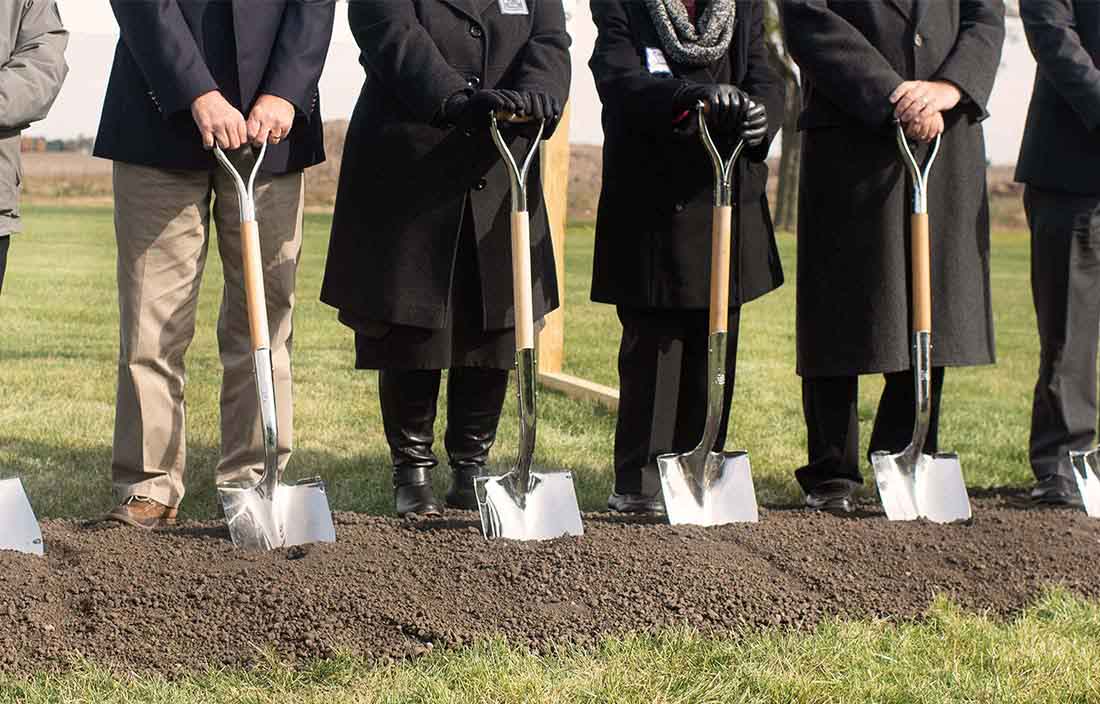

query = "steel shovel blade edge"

[
  {"left": 475, "top": 471, "right": 584, "bottom": 541},
  {"left": 0, "top": 478, "right": 44, "bottom": 556},
  {"left": 657, "top": 451, "right": 758, "bottom": 526},
  {"left": 1069, "top": 449, "right": 1100, "bottom": 518},
  {"left": 872, "top": 451, "right": 971, "bottom": 523}
]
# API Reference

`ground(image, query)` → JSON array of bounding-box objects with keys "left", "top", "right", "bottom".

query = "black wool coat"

[
  {"left": 1016, "top": 0, "right": 1100, "bottom": 195},
  {"left": 320, "top": 0, "right": 570, "bottom": 331},
  {"left": 94, "top": 0, "right": 334, "bottom": 175},
  {"left": 781, "top": 0, "right": 1004, "bottom": 378},
  {"left": 588, "top": 0, "right": 785, "bottom": 311}
]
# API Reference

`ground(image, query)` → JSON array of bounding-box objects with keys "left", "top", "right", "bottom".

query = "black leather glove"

[
  {"left": 522, "top": 91, "right": 564, "bottom": 134},
  {"left": 674, "top": 83, "right": 749, "bottom": 133},
  {"left": 443, "top": 89, "right": 529, "bottom": 129},
  {"left": 740, "top": 100, "right": 768, "bottom": 147}
]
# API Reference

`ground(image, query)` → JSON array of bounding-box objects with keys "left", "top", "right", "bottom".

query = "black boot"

[
  {"left": 444, "top": 367, "right": 509, "bottom": 510},
  {"left": 380, "top": 369, "right": 443, "bottom": 517}
]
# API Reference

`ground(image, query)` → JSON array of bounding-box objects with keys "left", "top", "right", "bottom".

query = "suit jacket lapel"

[
  {"left": 883, "top": 0, "right": 914, "bottom": 21},
  {"left": 912, "top": 0, "right": 930, "bottom": 26},
  {"left": 438, "top": 0, "right": 484, "bottom": 24}
]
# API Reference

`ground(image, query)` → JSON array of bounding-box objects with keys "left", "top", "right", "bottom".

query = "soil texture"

[{"left": 2, "top": 492, "right": 1098, "bottom": 675}]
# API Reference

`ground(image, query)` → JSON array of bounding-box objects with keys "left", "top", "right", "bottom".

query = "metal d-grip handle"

[
  {"left": 490, "top": 112, "right": 545, "bottom": 352},
  {"left": 697, "top": 102, "right": 745, "bottom": 336},
  {"left": 895, "top": 123, "right": 940, "bottom": 335}
]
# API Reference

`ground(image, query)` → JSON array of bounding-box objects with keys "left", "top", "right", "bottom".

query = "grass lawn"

[{"left": 0, "top": 205, "right": 1088, "bottom": 702}]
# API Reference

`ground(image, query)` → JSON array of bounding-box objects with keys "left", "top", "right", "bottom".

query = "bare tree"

[{"left": 764, "top": 0, "right": 800, "bottom": 230}]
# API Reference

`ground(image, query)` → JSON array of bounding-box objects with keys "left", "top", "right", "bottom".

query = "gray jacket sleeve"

[
  {"left": 1021, "top": 0, "right": 1100, "bottom": 130},
  {"left": 0, "top": 0, "right": 68, "bottom": 130}
]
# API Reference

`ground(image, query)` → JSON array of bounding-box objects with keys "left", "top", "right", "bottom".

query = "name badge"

[
  {"left": 499, "top": 0, "right": 529, "bottom": 15},
  {"left": 645, "top": 47, "right": 672, "bottom": 75}
]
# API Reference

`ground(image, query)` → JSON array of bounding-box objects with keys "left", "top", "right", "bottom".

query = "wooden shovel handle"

[
  {"left": 911, "top": 212, "right": 931, "bottom": 333},
  {"left": 511, "top": 210, "right": 535, "bottom": 351},
  {"left": 710, "top": 205, "right": 732, "bottom": 334},
  {"left": 241, "top": 220, "right": 271, "bottom": 350}
]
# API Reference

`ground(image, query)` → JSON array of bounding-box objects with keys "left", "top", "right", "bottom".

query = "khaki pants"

[{"left": 111, "top": 160, "right": 304, "bottom": 508}]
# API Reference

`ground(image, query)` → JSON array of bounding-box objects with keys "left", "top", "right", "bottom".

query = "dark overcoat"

[
  {"left": 1016, "top": 0, "right": 1100, "bottom": 195},
  {"left": 588, "top": 0, "right": 785, "bottom": 310},
  {"left": 781, "top": 0, "right": 1004, "bottom": 377},
  {"left": 320, "top": 0, "right": 570, "bottom": 331},
  {"left": 94, "top": 0, "right": 334, "bottom": 175}
]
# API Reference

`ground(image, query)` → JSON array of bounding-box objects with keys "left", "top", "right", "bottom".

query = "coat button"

[
  {"left": 464, "top": 127, "right": 475, "bottom": 137},
  {"left": 475, "top": 178, "right": 487, "bottom": 191},
  {"left": 469, "top": 24, "right": 483, "bottom": 39},
  {"left": 913, "top": 32, "right": 924, "bottom": 47},
  {"left": 674, "top": 203, "right": 685, "bottom": 213},
  {"left": 466, "top": 75, "right": 481, "bottom": 89}
]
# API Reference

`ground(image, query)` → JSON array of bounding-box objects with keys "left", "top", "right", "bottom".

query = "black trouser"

[
  {"left": 613, "top": 306, "right": 740, "bottom": 495},
  {"left": 0, "top": 235, "right": 9, "bottom": 294},
  {"left": 378, "top": 366, "right": 509, "bottom": 473},
  {"left": 1026, "top": 185, "right": 1100, "bottom": 482},
  {"left": 797, "top": 368, "right": 944, "bottom": 493}
]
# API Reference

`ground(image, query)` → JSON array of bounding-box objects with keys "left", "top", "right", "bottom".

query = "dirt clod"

[{"left": 1, "top": 492, "right": 1098, "bottom": 674}]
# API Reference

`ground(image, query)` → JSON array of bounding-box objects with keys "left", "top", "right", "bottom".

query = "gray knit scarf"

[{"left": 643, "top": 0, "right": 736, "bottom": 67}]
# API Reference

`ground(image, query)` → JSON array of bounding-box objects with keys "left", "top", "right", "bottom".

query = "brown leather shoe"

[{"left": 105, "top": 496, "right": 178, "bottom": 530}]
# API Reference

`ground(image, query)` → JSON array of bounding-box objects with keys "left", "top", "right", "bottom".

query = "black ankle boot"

[
  {"left": 444, "top": 367, "right": 509, "bottom": 510},
  {"left": 380, "top": 369, "right": 443, "bottom": 517}
]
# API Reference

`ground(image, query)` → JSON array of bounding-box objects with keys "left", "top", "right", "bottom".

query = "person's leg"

[
  {"left": 796, "top": 374, "right": 861, "bottom": 511},
  {"left": 212, "top": 159, "right": 303, "bottom": 486},
  {"left": 380, "top": 368, "right": 443, "bottom": 516},
  {"left": 869, "top": 366, "right": 945, "bottom": 456},
  {"left": 1026, "top": 186, "right": 1100, "bottom": 503},
  {"left": 444, "top": 367, "right": 509, "bottom": 509},
  {"left": 609, "top": 306, "right": 674, "bottom": 512},
  {"left": 0, "top": 235, "right": 9, "bottom": 294},
  {"left": 109, "top": 163, "right": 211, "bottom": 526}
]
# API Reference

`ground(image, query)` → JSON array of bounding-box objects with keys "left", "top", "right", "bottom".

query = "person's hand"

[
  {"left": 890, "top": 80, "right": 961, "bottom": 124},
  {"left": 740, "top": 100, "right": 767, "bottom": 147},
  {"left": 903, "top": 110, "right": 945, "bottom": 143},
  {"left": 247, "top": 94, "right": 296, "bottom": 146},
  {"left": 444, "top": 89, "right": 528, "bottom": 128},
  {"left": 191, "top": 91, "right": 247, "bottom": 150},
  {"left": 676, "top": 83, "right": 749, "bottom": 132},
  {"left": 522, "top": 91, "right": 564, "bottom": 133}
]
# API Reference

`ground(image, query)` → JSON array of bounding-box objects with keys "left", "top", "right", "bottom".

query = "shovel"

[
  {"left": 870, "top": 124, "right": 971, "bottom": 524},
  {"left": 1069, "top": 451, "right": 1100, "bottom": 517},
  {"left": 656, "top": 102, "right": 759, "bottom": 527},
  {"left": 213, "top": 143, "right": 336, "bottom": 550},
  {"left": 0, "top": 478, "right": 43, "bottom": 555},
  {"left": 474, "top": 112, "right": 584, "bottom": 541}
]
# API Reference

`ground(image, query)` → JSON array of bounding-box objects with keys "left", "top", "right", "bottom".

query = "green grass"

[
  {"left": 0, "top": 206, "right": 1037, "bottom": 519},
  {"left": 3, "top": 588, "right": 1099, "bottom": 703},
  {"left": 0, "top": 205, "right": 1089, "bottom": 701}
]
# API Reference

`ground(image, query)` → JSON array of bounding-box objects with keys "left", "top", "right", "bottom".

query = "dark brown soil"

[{"left": 2, "top": 492, "right": 1097, "bottom": 675}]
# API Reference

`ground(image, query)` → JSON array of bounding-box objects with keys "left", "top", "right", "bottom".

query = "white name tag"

[
  {"left": 499, "top": 0, "right": 529, "bottom": 15},
  {"left": 645, "top": 47, "right": 672, "bottom": 75}
]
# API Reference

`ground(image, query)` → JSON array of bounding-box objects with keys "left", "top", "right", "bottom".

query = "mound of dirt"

[{"left": 2, "top": 493, "right": 1097, "bottom": 675}]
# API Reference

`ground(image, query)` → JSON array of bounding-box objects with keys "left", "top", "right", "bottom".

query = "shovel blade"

[
  {"left": 872, "top": 451, "right": 971, "bottom": 523},
  {"left": 0, "top": 478, "right": 43, "bottom": 556},
  {"left": 657, "top": 450, "right": 758, "bottom": 526},
  {"left": 475, "top": 470, "right": 584, "bottom": 540},
  {"left": 1069, "top": 449, "right": 1100, "bottom": 517},
  {"left": 219, "top": 477, "right": 336, "bottom": 550}
]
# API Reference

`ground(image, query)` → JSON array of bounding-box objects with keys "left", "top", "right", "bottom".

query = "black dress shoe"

[
  {"left": 394, "top": 466, "right": 442, "bottom": 517},
  {"left": 804, "top": 479, "right": 857, "bottom": 515},
  {"left": 1030, "top": 475, "right": 1083, "bottom": 508},
  {"left": 607, "top": 492, "right": 665, "bottom": 515}
]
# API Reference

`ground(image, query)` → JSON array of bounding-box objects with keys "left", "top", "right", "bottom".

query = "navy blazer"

[{"left": 94, "top": 0, "right": 335, "bottom": 174}]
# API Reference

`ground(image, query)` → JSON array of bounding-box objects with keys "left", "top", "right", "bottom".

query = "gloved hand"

[
  {"left": 674, "top": 83, "right": 749, "bottom": 133},
  {"left": 443, "top": 89, "right": 529, "bottom": 129},
  {"left": 740, "top": 100, "right": 768, "bottom": 147},
  {"left": 522, "top": 91, "right": 564, "bottom": 134}
]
